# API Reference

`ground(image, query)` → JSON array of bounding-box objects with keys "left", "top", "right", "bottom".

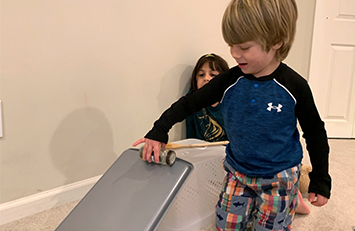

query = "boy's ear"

[{"left": 272, "top": 41, "right": 283, "bottom": 50}]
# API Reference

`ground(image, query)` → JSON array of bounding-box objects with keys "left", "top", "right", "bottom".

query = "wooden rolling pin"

[{"left": 165, "top": 140, "right": 229, "bottom": 149}]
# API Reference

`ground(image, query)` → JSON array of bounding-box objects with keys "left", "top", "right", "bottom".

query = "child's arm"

[
  {"left": 133, "top": 93, "right": 213, "bottom": 163},
  {"left": 296, "top": 81, "right": 332, "bottom": 201},
  {"left": 133, "top": 66, "right": 242, "bottom": 162},
  {"left": 144, "top": 68, "right": 238, "bottom": 143},
  {"left": 276, "top": 64, "right": 331, "bottom": 202}
]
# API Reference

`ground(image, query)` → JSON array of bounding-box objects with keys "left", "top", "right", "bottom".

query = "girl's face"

[
  {"left": 229, "top": 41, "right": 282, "bottom": 77},
  {"left": 196, "top": 62, "right": 220, "bottom": 89}
]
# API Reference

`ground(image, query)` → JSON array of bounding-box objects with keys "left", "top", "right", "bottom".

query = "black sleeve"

[
  {"left": 145, "top": 66, "right": 241, "bottom": 143},
  {"left": 276, "top": 63, "right": 331, "bottom": 198},
  {"left": 186, "top": 115, "right": 197, "bottom": 139},
  {"left": 295, "top": 80, "right": 331, "bottom": 199}
]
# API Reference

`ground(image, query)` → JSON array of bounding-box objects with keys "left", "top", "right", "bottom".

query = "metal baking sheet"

[{"left": 55, "top": 148, "right": 193, "bottom": 231}]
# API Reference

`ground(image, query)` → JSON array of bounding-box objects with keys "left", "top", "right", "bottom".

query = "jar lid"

[{"left": 166, "top": 150, "right": 176, "bottom": 166}]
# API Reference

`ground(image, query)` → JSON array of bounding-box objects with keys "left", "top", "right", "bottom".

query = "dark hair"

[{"left": 190, "top": 53, "right": 229, "bottom": 91}]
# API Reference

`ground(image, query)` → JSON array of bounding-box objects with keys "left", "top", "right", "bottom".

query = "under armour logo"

[{"left": 267, "top": 103, "right": 283, "bottom": 112}]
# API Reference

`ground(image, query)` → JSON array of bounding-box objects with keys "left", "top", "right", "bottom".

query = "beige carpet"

[{"left": 1, "top": 139, "right": 354, "bottom": 231}]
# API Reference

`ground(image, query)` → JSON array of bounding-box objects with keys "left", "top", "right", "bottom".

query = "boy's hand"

[
  {"left": 133, "top": 138, "right": 166, "bottom": 163},
  {"left": 308, "top": 192, "right": 328, "bottom": 207}
]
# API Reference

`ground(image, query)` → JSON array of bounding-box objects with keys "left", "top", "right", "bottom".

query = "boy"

[{"left": 133, "top": 0, "right": 331, "bottom": 230}]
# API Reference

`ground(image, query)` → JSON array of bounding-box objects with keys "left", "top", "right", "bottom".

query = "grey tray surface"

[{"left": 55, "top": 148, "right": 193, "bottom": 231}]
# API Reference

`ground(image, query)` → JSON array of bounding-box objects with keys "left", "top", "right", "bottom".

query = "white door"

[{"left": 308, "top": 0, "right": 355, "bottom": 138}]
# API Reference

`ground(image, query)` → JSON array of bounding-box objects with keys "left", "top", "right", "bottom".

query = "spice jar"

[{"left": 139, "top": 147, "right": 176, "bottom": 166}]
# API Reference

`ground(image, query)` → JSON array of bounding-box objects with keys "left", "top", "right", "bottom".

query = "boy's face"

[
  {"left": 229, "top": 41, "right": 281, "bottom": 77},
  {"left": 196, "top": 62, "right": 220, "bottom": 89}
]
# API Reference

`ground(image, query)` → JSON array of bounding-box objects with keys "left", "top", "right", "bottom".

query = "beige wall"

[
  {"left": 285, "top": 0, "right": 317, "bottom": 79},
  {"left": 0, "top": 0, "right": 316, "bottom": 204}
]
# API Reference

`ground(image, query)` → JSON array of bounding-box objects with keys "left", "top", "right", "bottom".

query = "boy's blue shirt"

[
  {"left": 145, "top": 63, "right": 331, "bottom": 198},
  {"left": 221, "top": 75, "right": 302, "bottom": 177}
]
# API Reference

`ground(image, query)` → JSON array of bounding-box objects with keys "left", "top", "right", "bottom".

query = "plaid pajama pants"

[{"left": 216, "top": 161, "right": 300, "bottom": 231}]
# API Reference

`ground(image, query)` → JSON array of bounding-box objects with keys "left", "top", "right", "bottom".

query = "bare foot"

[{"left": 296, "top": 191, "right": 311, "bottom": 214}]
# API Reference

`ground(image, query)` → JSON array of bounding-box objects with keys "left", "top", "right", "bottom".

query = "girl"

[{"left": 185, "top": 54, "right": 229, "bottom": 142}]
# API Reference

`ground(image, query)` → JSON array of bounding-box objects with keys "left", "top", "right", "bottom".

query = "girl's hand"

[{"left": 133, "top": 138, "right": 166, "bottom": 163}]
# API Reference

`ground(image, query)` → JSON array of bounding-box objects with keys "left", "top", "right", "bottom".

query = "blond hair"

[{"left": 222, "top": 0, "right": 297, "bottom": 61}]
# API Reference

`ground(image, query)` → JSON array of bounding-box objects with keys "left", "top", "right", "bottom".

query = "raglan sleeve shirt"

[{"left": 145, "top": 63, "right": 331, "bottom": 199}]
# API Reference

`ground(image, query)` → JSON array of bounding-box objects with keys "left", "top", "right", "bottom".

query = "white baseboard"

[{"left": 0, "top": 175, "right": 102, "bottom": 226}]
